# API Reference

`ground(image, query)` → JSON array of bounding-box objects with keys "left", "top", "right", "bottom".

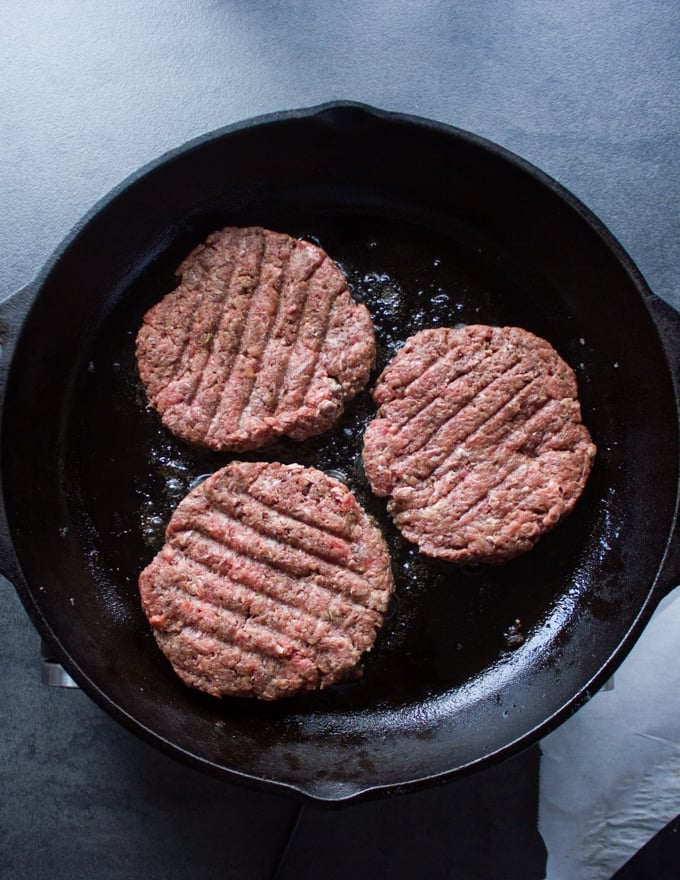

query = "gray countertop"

[{"left": 1, "top": 2, "right": 678, "bottom": 878}]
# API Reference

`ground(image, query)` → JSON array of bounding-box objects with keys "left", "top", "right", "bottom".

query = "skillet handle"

[
  {"left": 41, "top": 641, "right": 79, "bottom": 688},
  {"left": 645, "top": 291, "right": 680, "bottom": 598},
  {"left": 0, "top": 281, "right": 38, "bottom": 338},
  {"left": 0, "top": 281, "right": 39, "bottom": 586},
  {"left": 0, "top": 280, "right": 39, "bottom": 394}
]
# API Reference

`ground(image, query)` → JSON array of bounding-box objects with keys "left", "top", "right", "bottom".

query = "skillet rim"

[{"left": 0, "top": 100, "right": 678, "bottom": 802}]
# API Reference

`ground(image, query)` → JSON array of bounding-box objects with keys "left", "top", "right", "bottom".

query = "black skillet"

[{"left": 1, "top": 103, "right": 679, "bottom": 802}]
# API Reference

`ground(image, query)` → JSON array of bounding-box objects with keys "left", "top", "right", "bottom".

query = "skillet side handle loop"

[
  {"left": 645, "top": 291, "right": 680, "bottom": 597},
  {"left": 0, "top": 282, "right": 38, "bottom": 350},
  {"left": 40, "top": 640, "right": 79, "bottom": 688},
  {"left": 0, "top": 281, "right": 39, "bottom": 587},
  {"left": 658, "top": 543, "right": 680, "bottom": 601}
]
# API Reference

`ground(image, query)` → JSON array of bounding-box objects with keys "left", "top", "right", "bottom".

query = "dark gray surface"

[
  {"left": 1, "top": 580, "right": 546, "bottom": 880},
  {"left": 1, "top": 1, "right": 678, "bottom": 312},
  {"left": 1, "top": 1, "right": 678, "bottom": 878},
  {"left": 1, "top": 581, "right": 298, "bottom": 880}
]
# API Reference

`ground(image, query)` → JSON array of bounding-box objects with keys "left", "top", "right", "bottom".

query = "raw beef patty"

[
  {"left": 362, "top": 325, "right": 596, "bottom": 563},
  {"left": 136, "top": 226, "right": 375, "bottom": 451},
  {"left": 138, "top": 461, "right": 395, "bottom": 699}
]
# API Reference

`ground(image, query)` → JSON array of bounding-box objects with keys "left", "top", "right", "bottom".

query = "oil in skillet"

[
  {"left": 345, "top": 254, "right": 470, "bottom": 368},
  {"left": 67, "top": 212, "right": 590, "bottom": 703}
]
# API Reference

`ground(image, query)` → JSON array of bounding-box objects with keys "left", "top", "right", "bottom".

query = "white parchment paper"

[{"left": 539, "top": 585, "right": 680, "bottom": 879}]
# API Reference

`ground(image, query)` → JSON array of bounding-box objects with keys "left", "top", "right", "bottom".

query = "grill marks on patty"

[
  {"left": 136, "top": 231, "right": 598, "bottom": 696},
  {"left": 363, "top": 325, "right": 596, "bottom": 563},
  {"left": 136, "top": 227, "right": 375, "bottom": 451},
  {"left": 139, "top": 462, "right": 394, "bottom": 699}
]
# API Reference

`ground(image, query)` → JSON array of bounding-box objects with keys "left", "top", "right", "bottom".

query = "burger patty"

[
  {"left": 136, "top": 226, "right": 375, "bottom": 451},
  {"left": 362, "top": 325, "right": 597, "bottom": 563},
  {"left": 138, "top": 461, "right": 395, "bottom": 700}
]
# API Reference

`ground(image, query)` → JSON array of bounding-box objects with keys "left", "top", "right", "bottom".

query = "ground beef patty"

[
  {"left": 363, "top": 325, "right": 596, "bottom": 563},
  {"left": 138, "top": 461, "right": 394, "bottom": 699},
  {"left": 136, "top": 226, "right": 375, "bottom": 451}
]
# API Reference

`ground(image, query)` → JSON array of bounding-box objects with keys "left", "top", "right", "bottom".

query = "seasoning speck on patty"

[
  {"left": 138, "top": 461, "right": 395, "bottom": 700},
  {"left": 362, "top": 325, "right": 596, "bottom": 563},
  {"left": 136, "top": 226, "right": 376, "bottom": 451}
]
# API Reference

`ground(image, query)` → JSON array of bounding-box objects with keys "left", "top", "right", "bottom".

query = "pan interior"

[
  {"left": 3, "top": 110, "right": 677, "bottom": 796},
  {"left": 52, "top": 211, "right": 651, "bottom": 711}
]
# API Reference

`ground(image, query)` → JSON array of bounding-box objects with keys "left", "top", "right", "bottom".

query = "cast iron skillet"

[{"left": 0, "top": 102, "right": 679, "bottom": 802}]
